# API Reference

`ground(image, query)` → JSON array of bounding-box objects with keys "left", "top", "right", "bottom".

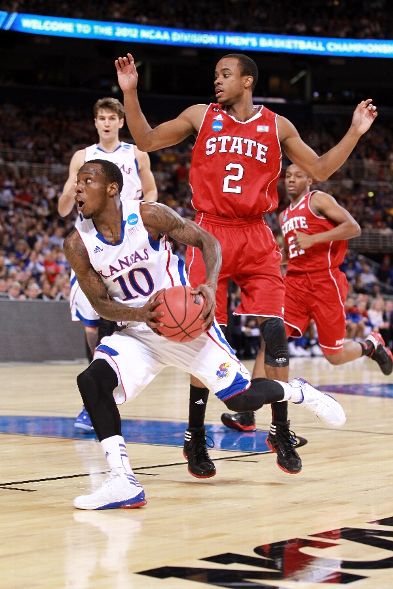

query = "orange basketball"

[{"left": 155, "top": 285, "right": 206, "bottom": 342}]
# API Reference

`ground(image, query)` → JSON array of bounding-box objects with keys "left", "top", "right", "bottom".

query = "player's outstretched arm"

[
  {"left": 115, "top": 53, "right": 204, "bottom": 151},
  {"left": 140, "top": 202, "right": 221, "bottom": 328},
  {"left": 63, "top": 229, "right": 163, "bottom": 327},
  {"left": 279, "top": 99, "right": 378, "bottom": 181}
]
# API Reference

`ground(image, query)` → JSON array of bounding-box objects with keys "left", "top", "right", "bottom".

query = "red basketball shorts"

[
  {"left": 186, "top": 213, "right": 284, "bottom": 325},
  {"left": 284, "top": 268, "right": 349, "bottom": 354}
]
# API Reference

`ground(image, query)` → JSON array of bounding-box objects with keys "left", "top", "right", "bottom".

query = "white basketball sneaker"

[
  {"left": 290, "top": 378, "right": 346, "bottom": 427},
  {"left": 74, "top": 472, "right": 146, "bottom": 510}
]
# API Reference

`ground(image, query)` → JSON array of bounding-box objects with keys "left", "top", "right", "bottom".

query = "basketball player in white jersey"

[
  {"left": 64, "top": 159, "right": 345, "bottom": 510},
  {"left": 58, "top": 97, "right": 157, "bottom": 431}
]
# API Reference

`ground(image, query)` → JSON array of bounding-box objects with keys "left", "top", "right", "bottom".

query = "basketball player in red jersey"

[
  {"left": 280, "top": 164, "right": 392, "bottom": 372},
  {"left": 115, "top": 52, "right": 378, "bottom": 476}
]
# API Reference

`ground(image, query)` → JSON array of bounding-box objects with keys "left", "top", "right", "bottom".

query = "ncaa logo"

[
  {"left": 127, "top": 213, "right": 138, "bottom": 225},
  {"left": 212, "top": 120, "right": 223, "bottom": 132}
]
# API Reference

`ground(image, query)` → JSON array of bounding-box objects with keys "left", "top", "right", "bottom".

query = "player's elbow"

[
  {"left": 58, "top": 205, "right": 68, "bottom": 218},
  {"left": 58, "top": 197, "right": 73, "bottom": 218},
  {"left": 135, "top": 139, "right": 150, "bottom": 151},
  {"left": 348, "top": 221, "right": 361, "bottom": 238},
  {"left": 312, "top": 169, "right": 330, "bottom": 182},
  {"left": 135, "top": 135, "right": 157, "bottom": 152},
  {"left": 353, "top": 222, "right": 361, "bottom": 237}
]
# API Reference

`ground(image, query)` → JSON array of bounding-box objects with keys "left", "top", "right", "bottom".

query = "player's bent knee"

[
  {"left": 77, "top": 366, "right": 95, "bottom": 396},
  {"left": 260, "top": 317, "right": 289, "bottom": 368},
  {"left": 225, "top": 395, "right": 246, "bottom": 412},
  {"left": 325, "top": 353, "right": 341, "bottom": 365},
  {"left": 77, "top": 359, "right": 117, "bottom": 401},
  {"left": 224, "top": 378, "right": 276, "bottom": 411}
]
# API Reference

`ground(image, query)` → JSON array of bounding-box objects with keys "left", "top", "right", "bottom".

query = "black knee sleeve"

[
  {"left": 77, "top": 359, "right": 117, "bottom": 403},
  {"left": 260, "top": 318, "right": 289, "bottom": 368},
  {"left": 77, "top": 359, "right": 120, "bottom": 441},
  {"left": 224, "top": 377, "right": 284, "bottom": 412}
]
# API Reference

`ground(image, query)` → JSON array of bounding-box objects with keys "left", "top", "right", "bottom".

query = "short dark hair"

[
  {"left": 93, "top": 97, "right": 125, "bottom": 119},
  {"left": 86, "top": 159, "right": 124, "bottom": 193},
  {"left": 221, "top": 53, "right": 259, "bottom": 91}
]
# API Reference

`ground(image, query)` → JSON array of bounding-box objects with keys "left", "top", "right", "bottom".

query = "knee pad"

[{"left": 260, "top": 317, "right": 289, "bottom": 368}]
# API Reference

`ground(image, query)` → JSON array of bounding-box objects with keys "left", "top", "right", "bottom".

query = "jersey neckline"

[
  {"left": 95, "top": 142, "right": 124, "bottom": 154},
  {"left": 221, "top": 104, "right": 263, "bottom": 124}
]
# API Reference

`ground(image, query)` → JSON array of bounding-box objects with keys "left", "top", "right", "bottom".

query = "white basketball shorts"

[{"left": 93, "top": 321, "right": 251, "bottom": 404}]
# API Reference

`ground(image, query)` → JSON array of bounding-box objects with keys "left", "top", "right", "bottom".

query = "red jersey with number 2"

[
  {"left": 281, "top": 191, "right": 348, "bottom": 274},
  {"left": 190, "top": 103, "right": 281, "bottom": 218}
]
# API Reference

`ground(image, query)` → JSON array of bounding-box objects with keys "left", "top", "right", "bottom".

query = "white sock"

[
  {"left": 101, "top": 435, "right": 133, "bottom": 475},
  {"left": 275, "top": 380, "right": 303, "bottom": 403}
]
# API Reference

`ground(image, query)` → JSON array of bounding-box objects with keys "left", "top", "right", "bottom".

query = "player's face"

[
  {"left": 75, "top": 164, "right": 108, "bottom": 219},
  {"left": 285, "top": 165, "right": 312, "bottom": 200},
  {"left": 94, "top": 108, "right": 124, "bottom": 141},
  {"left": 214, "top": 58, "right": 248, "bottom": 104}
]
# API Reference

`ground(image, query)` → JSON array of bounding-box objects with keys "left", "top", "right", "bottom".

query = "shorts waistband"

[
  {"left": 195, "top": 212, "right": 264, "bottom": 227},
  {"left": 286, "top": 266, "right": 341, "bottom": 277}
]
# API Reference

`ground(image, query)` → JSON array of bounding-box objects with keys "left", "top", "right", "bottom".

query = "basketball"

[{"left": 155, "top": 285, "right": 206, "bottom": 342}]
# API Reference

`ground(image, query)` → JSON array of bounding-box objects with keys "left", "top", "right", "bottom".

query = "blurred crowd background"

[{"left": 0, "top": 1, "right": 392, "bottom": 354}]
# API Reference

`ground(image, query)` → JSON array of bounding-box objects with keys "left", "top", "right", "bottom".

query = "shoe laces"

[
  {"left": 187, "top": 430, "right": 214, "bottom": 460},
  {"left": 274, "top": 425, "right": 298, "bottom": 451}
]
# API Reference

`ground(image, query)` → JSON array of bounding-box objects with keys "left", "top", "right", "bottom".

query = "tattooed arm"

[
  {"left": 141, "top": 202, "right": 222, "bottom": 327},
  {"left": 63, "top": 229, "right": 163, "bottom": 327}
]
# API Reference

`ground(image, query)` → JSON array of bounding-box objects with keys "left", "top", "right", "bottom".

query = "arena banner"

[{"left": 1, "top": 12, "right": 393, "bottom": 58}]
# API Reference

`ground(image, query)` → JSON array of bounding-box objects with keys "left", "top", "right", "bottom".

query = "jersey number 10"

[{"left": 113, "top": 268, "right": 154, "bottom": 301}]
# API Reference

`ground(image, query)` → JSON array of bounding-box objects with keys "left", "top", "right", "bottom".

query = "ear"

[
  {"left": 244, "top": 76, "right": 253, "bottom": 89},
  {"left": 119, "top": 117, "right": 125, "bottom": 129},
  {"left": 107, "top": 182, "right": 119, "bottom": 198}
]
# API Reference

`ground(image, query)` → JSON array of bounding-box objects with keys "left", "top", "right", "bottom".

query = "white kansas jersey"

[
  {"left": 85, "top": 142, "right": 142, "bottom": 201},
  {"left": 75, "top": 200, "right": 188, "bottom": 326}
]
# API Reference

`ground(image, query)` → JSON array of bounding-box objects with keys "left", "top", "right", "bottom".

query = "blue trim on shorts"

[
  {"left": 212, "top": 321, "right": 236, "bottom": 355},
  {"left": 96, "top": 344, "right": 119, "bottom": 356},
  {"left": 177, "top": 257, "right": 187, "bottom": 285},
  {"left": 215, "top": 371, "right": 250, "bottom": 402},
  {"left": 70, "top": 275, "right": 77, "bottom": 288},
  {"left": 75, "top": 310, "right": 99, "bottom": 327}
]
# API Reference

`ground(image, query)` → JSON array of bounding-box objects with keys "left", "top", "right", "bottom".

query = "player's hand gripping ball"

[{"left": 154, "top": 285, "right": 206, "bottom": 342}]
